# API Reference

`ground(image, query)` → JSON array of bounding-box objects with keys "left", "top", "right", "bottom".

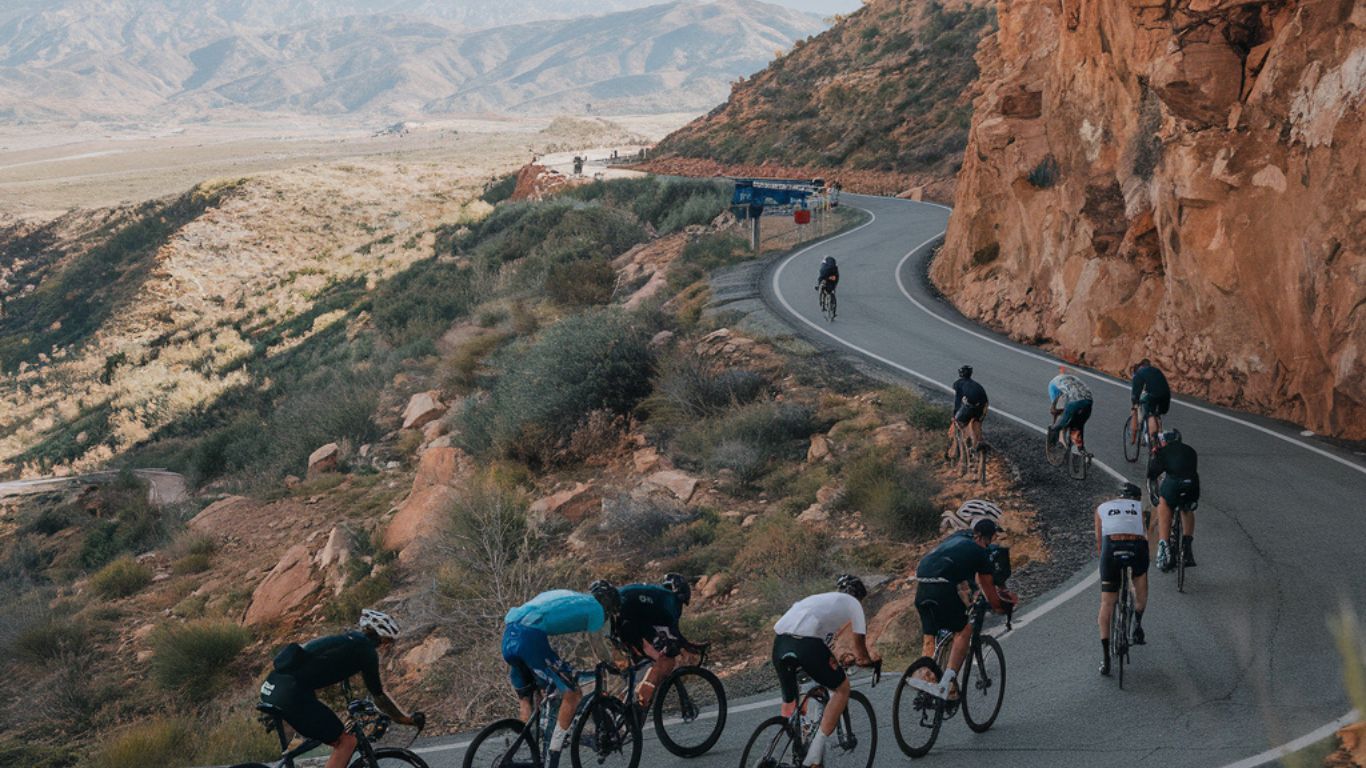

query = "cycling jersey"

[
  {"left": 1147, "top": 443, "right": 1198, "bottom": 480},
  {"left": 915, "top": 530, "right": 992, "bottom": 585},
  {"left": 953, "top": 377, "right": 989, "bottom": 409},
  {"left": 1130, "top": 366, "right": 1170, "bottom": 405},
  {"left": 774, "top": 592, "right": 866, "bottom": 646},
  {"left": 616, "top": 584, "right": 685, "bottom": 658},
  {"left": 258, "top": 630, "right": 383, "bottom": 743},
  {"left": 818, "top": 261, "right": 839, "bottom": 286},
  {"left": 502, "top": 590, "right": 607, "bottom": 697},
  {"left": 505, "top": 589, "right": 605, "bottom": 635},
  {"left": 1048, "top": 374, "right": 1093, "bottom": 409},
  {"left": 1096, "top": 499, "right": 1145, "bottom": 537}
]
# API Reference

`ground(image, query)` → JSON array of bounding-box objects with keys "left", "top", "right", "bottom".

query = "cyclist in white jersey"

[
  {"left": 771, "top": 575, "right": 880, "bottom": 768},
  {"left": 1096, "top": 483, "right": 1149, "bottom": 676}
]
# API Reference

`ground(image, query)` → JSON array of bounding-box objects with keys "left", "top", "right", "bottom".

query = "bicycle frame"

[
  {"left": 904, "top": 594, "right": 1005, "bottom": 699},
  {"left": 256, "top": 692, "right": 395, "bottom": 768},
  {"left": 781, "top": 662, "right": 881, "bottom": 759}
]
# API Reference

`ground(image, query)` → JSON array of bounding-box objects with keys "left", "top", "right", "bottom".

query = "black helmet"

[
  {"left": 1118, "top": 482, "right": 1142, "bottom": 500},
  {"left": 662, "top": 573, "right": 691, "bottom": 605},
  {"left": 589, "top": 579, "right": 621, "bottom": 615},
  {"left": 822, "top": 255, "right": 835, "bottom": 265},
  {"left": 835, "top": 574, "right": 867, "bottom": 601},
  {"left": 1133, "top": 358, "right": 1151, "bottom": 374},
  {"left": 958, "top": 365, "right": 973, "bottom": 379},
  {"left": 972, "top": 517, "right": 1000, "bottom": 539}
]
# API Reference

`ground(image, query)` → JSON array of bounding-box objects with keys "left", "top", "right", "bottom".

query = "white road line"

[{"left": 1213, "top": 709, "right": 1359, "bottom": 768}]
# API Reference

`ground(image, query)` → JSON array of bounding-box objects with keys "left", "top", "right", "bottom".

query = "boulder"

[
  {"left": 528, "top": 482, "right": 597, "bottom": 524},
  {"left": 871, "top": 423, "right": 911, "bottom": 448},
  {"left": 401, "top": 391, "right": 447, "bottom": 430},
  {"left": 865, "top": 594, "right": 920, "bottom": 649},
  {"left": 700, "top": 573, "right": 732, "bottom": 601},
  {"left": 188, "top": 495, "right": 252, "bottom": 534},
  {"left": 1331, "top": 721, "right": 1366, "bottom": 766},
  {"left": 806, "top": 434, "right": 831, "bottom": 463},
  {"left": 649, "top": 330, "right": 676, "bottom": 350},
  {"left": 421, "top": 419, "right": 448, "bottom": 443},
  {"left": 815, "top": 484, "right": 842, "bottom": 507},
  {"left": 307, "top": 443, "right": 340, "bottom": 477},
  {"left": 384, "top": 446, "right": 468, "bottom": 555},
  {"left": 644, "top": 470, "right": 699, "bottom": 504},
  {"left": 401, "top": 635, "right": 453, "bottom": 679},
  {"left": 632, "top": 446, "right": 665, "bottom": 474},
  {"left": 314, "top": 527, "right": 352, "bottom": 596},
  {"left": 244, "top": 545, "right": 320, "bottom": 626},
  {"left": 797, "top": 504, "right": 830, "bottom": 525}
]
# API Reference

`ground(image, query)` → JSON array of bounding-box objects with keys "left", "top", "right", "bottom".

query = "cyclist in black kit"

[
  {"left": 952, "top": 365, "right": 989, "bottom": 450},
  {"left": 815, "top": 255, "right": 839, "bottom": 294},
  {"left": 1148, "top": 429, "right": 1200, "bottom": 571},
  {"left": 610, "top": 573, "right": 696, "bottom": 708},
  {"left": 1129, "top": 359, "right": 1171, "bottom": 449}
]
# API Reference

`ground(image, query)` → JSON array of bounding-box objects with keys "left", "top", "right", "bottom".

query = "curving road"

[{"left": 415, "top": 195, "right": 1364, "bottom": 768}]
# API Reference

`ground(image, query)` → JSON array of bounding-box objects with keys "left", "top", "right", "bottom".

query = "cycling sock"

[
  {"left": 804, "top": 728, "right": 828, "bottom": 766},
  {"left": 549, "top": 724, "right": 570, "bottom": 752},
  {"left": 1182, "top": 535, "right": 1193, "bottom": 546},
  {"left": 1134, "top": 610, "right": 1144, "bottom": 625},
  {"left": 1101, "top": 638, "right": 1110, "bottom": 656}
]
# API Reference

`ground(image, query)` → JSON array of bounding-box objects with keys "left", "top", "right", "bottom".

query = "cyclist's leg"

[
  {"left": 972, "top": 408, "right": 986, "bottom": 446},
  {"left": 1072, "top": 401, "right": 1093, "bottom": 447},
  {"left": 503, "top": 624, "right": 540, "bottom": 721},
  {"left": 772, "top": 634, "right": 802, "bottom": 717},
  {"left": 797, "top": 639, "right": 848, "bottom": 765},
  {"left": 636, "top": 625, "right": 681, "bottom": 707},
  {"left": 519, "top": 626, "right": 581, "bottom": 741},
  {"left": 1098, "top": 542, "right": 1119, "bottom": 671}
]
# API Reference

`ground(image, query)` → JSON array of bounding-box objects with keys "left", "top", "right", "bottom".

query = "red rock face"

[{"left": 936, "top": 0, "right": 1365, "bottom": 438}]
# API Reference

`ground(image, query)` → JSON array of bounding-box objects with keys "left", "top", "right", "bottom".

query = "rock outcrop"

[
  {"left": 383, "top": 446, "right": 470, "bottom": 557},
  {"left": 936, "top": 0, "right": 1365, "bottom": 438},
  {"left": 244, "top": 544, "right": 319, "bottom": 626},
  {"left": 401, "top": 391, "right": 447, "bottom": 431}
]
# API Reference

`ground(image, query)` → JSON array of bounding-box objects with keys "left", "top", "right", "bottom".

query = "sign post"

[{"left": 731, "top": 178, "right": 825, "bottom": 252}]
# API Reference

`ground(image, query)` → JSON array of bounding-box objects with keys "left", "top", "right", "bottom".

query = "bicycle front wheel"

[
  {"left": 738, "top": 716, "right": 799, "bottom": 768},
  {"left": 961, "top": 635, "right": 1006, "bottom": 733},
  {"left": 826, "top": 689, "right": 876, "bottom": 768},
  {"left": 571, "top": 696, "right": 641, "bottom": 768},
  {"left": 358, "top": 747, "right": 430, "bottom": 768},
  {"left": 1122, "top": 415, "right": 1139, "bottom": 462},
  {"left": 653, "top": 666, "right": 727, "bottom": 757},
  {"left": 1115, "top": 577, "right": 1131, "bottom": 689},
  {"left": 893, "top": 657, "right": 944, "bottom": 758},
  {"left": 462, "top": 719, "right": 534, "bottom": 768},
  {"left": 1173, "top": 514, "right": 1186, "bottom": 593}
]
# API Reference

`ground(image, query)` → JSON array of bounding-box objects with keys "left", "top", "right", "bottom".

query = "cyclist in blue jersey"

[{"left": 502, "top": 584, "right": 621, "bottom": 768}]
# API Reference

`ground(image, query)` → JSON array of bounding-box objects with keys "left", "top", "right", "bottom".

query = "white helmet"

[
  {"left": 359, "top": 609, "right": 400, "bottom": 640},
  {"left": 943, "top": 499, "right": 1004, "bottom": 532}
]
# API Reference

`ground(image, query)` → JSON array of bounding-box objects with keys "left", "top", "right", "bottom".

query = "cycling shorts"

[
  {"left": 618, "top": 620, "right": 683, "bottom": 659},
  {"left": 1055, "top": 399, "right": 1093, "bottom": 431},
  {"left": 1158, "top": 476, "right": 1199, "bottom": 510},
  {"left": 1139, "top": 392, "right": 1171, "bottom": 421},
  {"left": 1099, "top": 538, "right": 1149, "bottom": 592},
  {"left": 915, "top": 581, "right": 968, "bottom": 636},
  {"left": 502, "top": 623, "right": 578, "bottom": 697},
  {"left": 954, "top": 402, "right": 986, "bottom": 426},
  {"left": 772, "top": 634, "right": 844, "bottom": 703},
  {"left": 259, "top": 672, "right": 344, "bottom": 743}
]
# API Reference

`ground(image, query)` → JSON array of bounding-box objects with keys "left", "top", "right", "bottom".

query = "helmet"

[
  {"left": 1133, "top": 358, "right": 1151, "bottom": 374},
  {"left": 589, "top": 579, "right": 621, "bottom": 615},
  {"left": 662, "top": 573, "right": 691, "bottom": 605},
  {"left": 1157, "top": 429, "right": 1182, "bottom": 447},
  {"left": 822, "top": 255, "right": 835, "bottom": 265},
  {"left": 359, "top": 609, "right": 400, "bottom": 640},
  {"left": 958, "top": 365, "right": 973, "bottom": 379},
  {"left": 956, "top": 499, "right": 1003, "bottom": 525},
  {"left": 971, "top": 518, "right": 1000, "bottom": 539},
  {"left": 1118, "top": 482, "right": 1143, "bottom": 500},
  {"left": 836, "top": 574, "right": 867, "bottom": 601}
]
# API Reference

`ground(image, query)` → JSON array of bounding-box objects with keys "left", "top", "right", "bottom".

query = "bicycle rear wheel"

[
  {"left": 653, "top": 666, "right": 726, "bottom": 757},
  {"left": 893, "top": 657, "right": 944, "bottom": 758},
  {"left": 826, "top": 689, "right": 876, "bottom": 768},
  {"left": 1122, "top": 415, "right": 1139, "bottom": 463},
  {"left": 1069, "top": 444, "right": 1087, "bottom": 479},
  {"left": 462, "top": 719, "right": 535, "bottom": 768},
  {"left": 961, "top": 635, "right": 1006, "bottom": 732},
  {"left": 1173, "top": 512, "right": 1186, "bottom": 593},
  {"left": 1114, "top": 573, "right": 1130, "bottom": 689},
  {"left": 571, "top": 696, "right": 641, "bottom": 768},
  {"left": 974, "top": 442, "right": 987, "bottom": 483},
  {"left": 1045, "top": 426, "right": 1064, "bottom": 467},
  {"left": 738, "top": 716, "right": 798, "bottom": 768},
  {"left": 828, "top": 292, "right": 837, "bottom": 321},
  {"left": 359, "top": 747, "right": 430, "bottom": 768}
]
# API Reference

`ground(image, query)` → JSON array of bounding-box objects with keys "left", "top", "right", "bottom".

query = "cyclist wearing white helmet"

[
  {"left": 913, "top": 501, "right": 1012, "bottom": 699},
  {"left": 259, "top": 609, "right": 423, "bottom": 768}
]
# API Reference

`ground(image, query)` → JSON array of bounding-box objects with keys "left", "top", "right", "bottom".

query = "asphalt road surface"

[{"left": 412, "top": 195, "right": 1365, "bottom": 768}]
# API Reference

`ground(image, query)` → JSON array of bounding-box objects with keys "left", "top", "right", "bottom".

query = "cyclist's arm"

[
  {"left": 851, "top": 632, "right": 879, "bottom": 666},
  {"left": 1131, "top": 376, "right": 1143, "bottom": 405},
  {"left": 975, "top": 573, "right": 1004, "bottom": 613},
  {"left": 587, "top": 626, "right": 617, "bottom": 666},
  {"left": 1146, "top": 451, "right": 1165, "bottom": 480},
  {"left": 361, "top": 663, "right": 418, "bottom": 725}
]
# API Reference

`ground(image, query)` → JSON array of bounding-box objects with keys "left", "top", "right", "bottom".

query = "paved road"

[
  {"left": 0, "top": 468, "right": 188, "bottom": 505},
  {"left": 414, "top": 195, "right": 1364, "bottom": 767}
]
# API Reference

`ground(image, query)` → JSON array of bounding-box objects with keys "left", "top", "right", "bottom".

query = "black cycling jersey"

[
  {"left": 618, "top": 584, "right": 683, "bottom": 628},
  {"left": 818, "top": 262, "right": 839, "bottom": 284},
  {"left": 953, "top": 377, "right": 988, "bottom": 408},
  {"left": 281, "top": 630, "right": 385, "bottom": 697},
  {"left": 1130, "top": 366, "right": 1170, "bottom": 405},
  {"left": 915, "top": 530, "right": 992, "bottom": 586},
  {"left": 1147, "top": 442, "right": 1198, "bottom": 481}
]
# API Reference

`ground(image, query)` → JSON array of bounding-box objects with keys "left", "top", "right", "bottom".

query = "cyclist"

[
  {"left": 1148, "top": 429, "right": 1200, "bottom": 571},
  {"left": 258, "top": 609, "right": 424, "bottom": 768},
  {"left": 771, "top": 574, "right": 880, "bottom": 768},
  {"left": 610, "top": 573, "right": 696, "bottom": 708},
  {"left": 502, "top": 583, "right": 620, "bottom": 768},
  {"left": 1096, "top": 483, "right": 1149, "bottom": 676},
  {"left": 951, "top": 365, "right": 989, "bottom": 451},
  {"left": 1129, "top": 359, "right": 1171, "bottom": 449},
  {"left": 815, "top": 256, "right": 839, "bottom": 310},
  {"left": 1047, "top": 366, "right": 1094, "bottom": 450},
  {"left": 913, "top": 509, "right": 1009, "bottom": 698}
]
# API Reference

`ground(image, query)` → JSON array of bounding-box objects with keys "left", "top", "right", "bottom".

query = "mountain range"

[{"left": 0, "top": 0, "right": 827, "bottom": 121}]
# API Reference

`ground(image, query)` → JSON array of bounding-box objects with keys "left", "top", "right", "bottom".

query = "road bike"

[
  {"left": 463, "top": 662, "right": 642, "bottom": 768},
  {"left": 617, "top": 641, "right": 728, "bottom": 758},
  {"left": 232, "top": 683, "right": 428, "bottom": 768},
  {"left": 1045, "top": 411, "right": 1092, "bottom": 479},
  {"left": 1151, "top": 476, "right": 1199, "bottom": 593},
  {"left": 737, "top": 659, "right": 881, "bottom": 768},
  {"left": 946, "top": 419, "right": 988, "bottom": 483},
  {"left": 1123, "top": 405, "right": 1163, "bottom": 466},
  {"left": 1107, "top": 547, "right": 1140, "bottom": 688},
  {"left": 892, "top": 590, "right": 1013, "bottom": 759},
  {"left": 818, "top": 284, "right": 837, "bottom": 322}
]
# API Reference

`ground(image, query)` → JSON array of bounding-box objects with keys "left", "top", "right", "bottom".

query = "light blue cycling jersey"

[
  {"left": 1048, "top": 373, "right": 1094, "bottom": 409},
  {"left": 505, "top": 590, "right": 605, "bottom": 636}
]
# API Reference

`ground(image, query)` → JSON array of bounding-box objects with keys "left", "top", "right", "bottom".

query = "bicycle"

[
  {"left": 946, "top": 419, "right": 988, "bottom": 483},
  {"left": 1123, "top": 405, "right": 1162, "bottom": 466},
  {"left": 818, "top": 284, "right": 837, "bottom": 322},
  {"left": 616, "top": 640, "right": 728, "bottom": 758},
  {"left": 1151, "top": 476, "right": 1198, "bottom": 593},
  {"left": 1045, "top": 412, "right": 1092, "bottom": 479},
  {"left": 463, "top": 662, "right": 642, "bottom": 768},
  {"left": 232, "top": 683, "right": 428, "bottom": 768},
  {"left": 1107, "top": 548, "right": 1140, "bottom": 688},
  {"left": 738, "top": 659, "right": 881, "bottom": 768},
  {"left": 892, "top": 589, "right": 1014, "bottom": 759}
]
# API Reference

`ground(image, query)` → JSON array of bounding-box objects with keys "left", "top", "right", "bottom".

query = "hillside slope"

[
  {"left": 934, "top": 0, "right": 1365, "bottom": 439},
  {"left": 644, "top": 0, "right": 995, "bottom": 198}
]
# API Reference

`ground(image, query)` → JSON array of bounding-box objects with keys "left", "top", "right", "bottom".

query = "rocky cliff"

[{"left": 935, "top": 0, "right": 1364, "bottom": 438}]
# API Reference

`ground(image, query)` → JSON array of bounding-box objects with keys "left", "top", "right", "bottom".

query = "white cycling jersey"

[
  {"left": 774, "top": 592, "right": 866, "bottom": 646},
  {"left": 1096, "top": 499, "right": 1145, "bottom": 537}
]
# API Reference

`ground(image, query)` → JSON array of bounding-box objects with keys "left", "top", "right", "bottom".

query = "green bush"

[
  {"left": 672, "top": 401, "right": 817, "bottom": 484},
  {"left": 0, "top": 740, "right": 78, "bottom": 768},
  {"left": 461, "top": 310, "right": 657, "bottom": 466},
  {"left": 735, "top": 515, "right": 829, "bottom": 579},
  {"left": 480, "top": 173, "right": 518, "bottom": 205},
  {"left": 24, "top": 506, "right": 76, "bottom": 535},
  {"left": 90, "top": 556, "right": 152, "bottom": 598},
  {"left": 151, "top": 620, "right": 252, "bottom": 702},
  {"left": 836, "top": 450, "right": 941, "bottom": 540},
  {"left": 563, "top": 177, "right": 730, "bottom": 234},
  {"left": 13, "top": 618, "right": 91, "bottom": 663},
  {"left": 327, "top": 571, "right": 395, "bottom": 624},
  {"left": 546, "top": 258, "right": 617, "bottom": 307},
  {"left": 193, "top": 712, "right": 279, "bottom": 765},
  {"left": 172, "top": 552, "right": 213, "bottom": 575},
  {"left": 667, "top": 233, "right": 748, "bottom": 291},
  {"left": 90, "top": 718, "right": 195, "bottom": 768},
  {"left": 645, "top": 355, "right": 767, "bottom": 426},
  {"left": 372, "top": 258, "right": 482, "bottom": 346},
  {"left": 75, "top": 473, "right": 166, "bottom": 570}
]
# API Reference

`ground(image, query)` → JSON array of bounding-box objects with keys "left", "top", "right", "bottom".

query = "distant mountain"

[{"left": 0, "top": 0, "right": 826, "bottom": 121}]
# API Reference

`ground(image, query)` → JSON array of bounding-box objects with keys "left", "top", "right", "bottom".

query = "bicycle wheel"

[
  {"left": 462, "top": 719, "right": 535, "bottom": 768},
  {"left": 226, "top": 764, "right": 271, "bottom": 768},
  {"left": 738, "top": 716, "right": 799, "bottom": 768},
  {"left": 825, "top": 689, "right": 876, "bottom": 768},
  {"left": 1044, "top": 426, "right": 1064, "bottom": 467},
  {"left": 961, "top": 635, "right": 1006, "bottom": 732},
  {"left": 570, "top": 696, "right": 641, "bottom": 768},
  {"left": 1122, "top": 415, "right": 1139, "bottom": 463},
  {"left": 653, "top": 666, "right": 726, "bottom": 757},
  {"left": 1069, "top": 443, "right": 1086, "bottom": 479},
  {"left": 1114, "top": 575, "right": 1129, "bottom": 689},
  {"left": 828, "top": 292, "right": 837, "bottom": 321},
  {"left": 1173, "top": 512, "right": 1186, "bottom": 593},
  {"left": 974, "top": 442, "right": 987, "bottom": 483},
  {"left": 360, "top": 747, "right": 430, "bottom": 768},
  {"left": 892, "top": 657, "right": 944, "bottom": 758}
]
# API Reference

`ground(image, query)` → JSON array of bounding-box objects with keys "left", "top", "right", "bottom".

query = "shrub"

[
  {"left": 75, "top": 473, "right": 166, "bottom": 569},
  {"left": 646, "top": 355, "right": 767, "bottom": 425},
  {"left": 836, "top": 450, "right": 941, "bottom": 540},
  {"left": 441, "top": 332, "right": 509, "bottom": 393},
  {"left": 172, "top": 552, "right": 213, "bottom": 575},
  {"left": 672, "top": 401, "right": 817, "bottom": 485},
  {"left": 545, "top": 258, "right": 617, "bottom": 307},
  {"left": 592, "top": 495, "right": 690, "bottom": 551},
  {"left": 906, "top": 398, "right": 951, "bottom": 432},
  {"left": 480, "top": 173, "right": 518, "bottom": 205},
  {"left": 151, "top": 620, "right": 252, "bottom": 702},
  {"left": 90, "top": 718, "right": 195, "bottom": 768},
  {"left": 0, "top": 740, "right": 78, "bottom": 768},
  {"left": 24, "top": 507, "right": 76, "bottom": 535},
  {"left": 90, "top": 556, "right": 152, "bottom": 598},
  {"left": 194, "top": 712, "right": 279, "bottom": 765},
  {"left": 13, "top": 618, "right": 91, "bottom": 663},
  {"left": 327, "top": 571, "right": 394, "bottom": 624},
  {"left": 435, "top": 477, "right": 547, "bottom": 625},
  {"left": 734, "top": 515, "right": 829, "bottom": 579},
  {"left": 372, "top": 258, "right": 482, "bottom": 346},
  {"left": 667, "top": 233, "right": 748, "bottom": 292}
]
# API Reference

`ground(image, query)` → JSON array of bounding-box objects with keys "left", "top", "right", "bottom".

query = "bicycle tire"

[
  {"left": 961, "top": 635, "right": 1006, "bottom": 733},
  {"left": 359, "top": 747, "right": 430, "bottom": 768},
  {"left": 1044, "top": 427, "right": 1064, "bottom": 467},
  {"left": 1114, "top": 571, "right": 1129, "bottom": 689},
  {"left": 652, "top": 666, "right": 727, "bottom": 757},
  {"left": 892, "top": 657, "right": 944, "bottom": 758},
  {"left": 975, "top": 443, "right": 987, "bottom": 483},
  {"left": 1122, "top": 416, "right": 1139, "bottom": 463},
  {"left": 226, "top": 764, "right": 271, "bottom": 768},
  {"left": 462, "top": 718, "right": 535, "bottom": 768},
  {"left": 1173, "top": 510, "right": 1186, "bottom": 593},
  {"left": 738, "top": 716, "right": 798, "bottom": 768},
  {"left": 826, "top": 689, "right": 877, "bottom": 768},
  {"left": 828, "top": 292, "right": 837, "bottom": 321},
  {"left": 1069, "top": 444, "right": 1086, "bottom": 479},
  {"left": 570, "top": 696, "right": 641, "bottom": 768}
]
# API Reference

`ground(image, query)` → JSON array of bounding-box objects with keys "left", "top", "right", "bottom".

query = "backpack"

[{"left": 272, "top": 642, "right": 308, "bottom": 673}]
